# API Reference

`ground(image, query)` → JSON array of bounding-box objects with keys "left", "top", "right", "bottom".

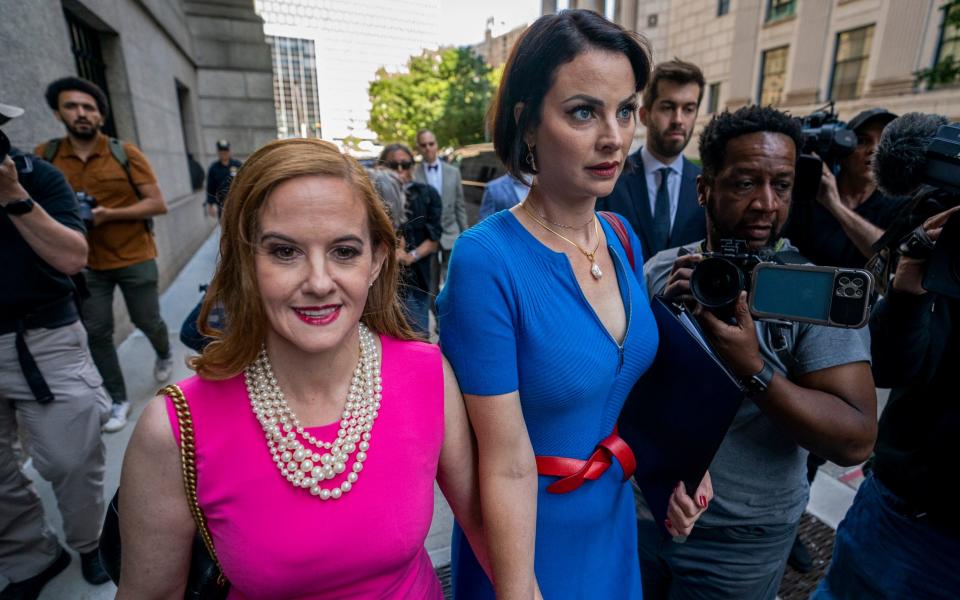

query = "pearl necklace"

[{"left": 245, "top": 323, "right": 381, "bottom": 500}]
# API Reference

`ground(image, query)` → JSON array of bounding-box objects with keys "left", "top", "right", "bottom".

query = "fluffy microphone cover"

[{"left": 873, "top": 112, "right": 949, "bottom": 196}]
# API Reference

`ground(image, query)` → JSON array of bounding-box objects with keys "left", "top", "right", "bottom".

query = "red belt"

[{"left": 535, "top": 427, "right": 636, "bottom": 494}]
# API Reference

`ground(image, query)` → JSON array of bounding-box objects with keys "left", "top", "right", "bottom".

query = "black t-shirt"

[
  {"left": 206, "top": 158, "right": 242, "bottom": 205},
  {"left": 1, "top": 149, "right": 84, "bottom": 317},
  {"left": 871, "top": 291, "right": 959, "bottom": 530},
  {"left": 787, "top": 189, "right": 909, "bottom": 268}
]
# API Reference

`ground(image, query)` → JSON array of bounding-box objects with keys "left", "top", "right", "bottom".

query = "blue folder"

[{"left": 619, "top": 296, "right": 745, "bottom": 533}]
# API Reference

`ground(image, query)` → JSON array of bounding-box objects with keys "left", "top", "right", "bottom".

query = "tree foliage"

[
  {"left": 368, "top": 46, "right": 501, "bottom": 148},
  {"left": 915, "top": 0, "right": 960, "bottom": 89}
]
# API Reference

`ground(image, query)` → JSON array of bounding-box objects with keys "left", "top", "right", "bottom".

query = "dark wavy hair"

[
  {"left": 378, "top": 143, "right": 414, "bottom": 165},
  {"left": 45, "top": 77, "right": 110, "bottom": 118},
  {"left": 489, "top": 9, "right": 652, "bottom": 180},
  {"left": 698, "top": 105, "right": 803, "bottom": 182}
]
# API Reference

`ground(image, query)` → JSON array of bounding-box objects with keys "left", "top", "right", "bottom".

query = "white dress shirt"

[
  {"left": 424, "top": 160, "right": 443, "bottom": 194},
  {"left": 641, "top": 145, "right": 685, "bottom": 228}
]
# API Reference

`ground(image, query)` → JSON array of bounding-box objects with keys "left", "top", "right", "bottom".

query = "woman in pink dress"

[{"left": 116, "top": 138, "right": 491, "bottom": 599}]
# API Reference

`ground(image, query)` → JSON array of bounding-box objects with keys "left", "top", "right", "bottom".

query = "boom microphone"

[{"left": 873, "top": 112, "right": 949, "bottom": 196}]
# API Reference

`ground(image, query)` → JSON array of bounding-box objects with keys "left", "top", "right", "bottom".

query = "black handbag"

[{"left": 99, "top": 384, "right": 230, "bottom": 599}]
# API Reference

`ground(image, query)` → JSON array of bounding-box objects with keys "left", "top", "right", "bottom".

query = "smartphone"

[{"left": 749, "top": 263, "right": 873, "bottom": 328}]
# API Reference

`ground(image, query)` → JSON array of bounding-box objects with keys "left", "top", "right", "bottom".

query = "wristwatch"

[
  {"left": 3, "top": 197, "right": 34, "bottom": 216},
  {"left": 741, "top": 359, "right": 775, "bottom": 396}
]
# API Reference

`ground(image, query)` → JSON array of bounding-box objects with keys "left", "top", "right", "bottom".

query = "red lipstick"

[
  {"left": 293, "top": 305, "right": 341, "bottom": 325},
  {"left": 586, "top": 161, "right": 620, "bottom": 178}
]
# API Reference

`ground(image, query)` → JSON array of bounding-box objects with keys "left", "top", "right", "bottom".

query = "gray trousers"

[
  {"left": 82, "top": 258, "right": 170, "bottom": 404},
  {"left": 0, "top": 322, "right": 110, "bottom": 582},
  {"left": 636, "top": 515, "right": 798, "bottom": 600}
]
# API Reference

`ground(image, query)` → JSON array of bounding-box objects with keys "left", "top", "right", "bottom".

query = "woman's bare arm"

[{"left": 116, "top": 395, "right": 197, "bottom": 600}]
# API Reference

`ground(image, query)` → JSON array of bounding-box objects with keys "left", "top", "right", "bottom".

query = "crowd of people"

[{"left": 1, "top": 6, "right": 958, "bottom": 600}]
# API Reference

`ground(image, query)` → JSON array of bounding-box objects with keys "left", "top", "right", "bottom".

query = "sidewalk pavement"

[{"left": 16, "top": 226, "right": 881, "bottom": 598}]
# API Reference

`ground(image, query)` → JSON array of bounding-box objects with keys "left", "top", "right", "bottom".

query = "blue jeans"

[
  {"left": 813, "top": 474, "right": 960, "bottom": 599},
  {"left": 402, "top": 287, "right": 430, "bottom": 337}
]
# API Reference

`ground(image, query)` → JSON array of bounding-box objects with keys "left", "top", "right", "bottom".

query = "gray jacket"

[{"left": 414, "top": 161, "right": 467, "bottom": 250}]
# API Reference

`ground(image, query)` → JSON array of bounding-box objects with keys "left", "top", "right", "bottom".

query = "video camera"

[
  {"left": 800, "top": 104, "right": 858, "bottom": 171},
  {"left": 870, "top": 117, "right": 960, "bottom": 299},
  {"left": 688, "top": 239, "right": 873, "bottom": 328},
  {"left": 789, "top": 103, "right": 859, "bottom": 209}
]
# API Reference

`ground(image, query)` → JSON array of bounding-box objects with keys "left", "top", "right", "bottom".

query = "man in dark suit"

[{"left": 597, "top": 59, "right": 706, "bottom": 263}]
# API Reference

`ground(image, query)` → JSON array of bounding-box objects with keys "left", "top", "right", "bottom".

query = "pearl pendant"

[{"left": 590, "top": 261, "right": 603, "bottom": 280}]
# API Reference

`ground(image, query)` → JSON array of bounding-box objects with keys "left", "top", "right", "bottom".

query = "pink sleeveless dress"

[{"left": 165, "top": 335, "right": 444, "bottom": 600}]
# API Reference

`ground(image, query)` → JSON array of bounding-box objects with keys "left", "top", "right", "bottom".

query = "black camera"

[
  {"left": 76, "top": 191, "right": 97, "bottom": 229},
  {"left": 690, "top": 239, "right": 873, "bottom": 328},
  {"left": 689, "top": 239, "right": 768, "bottom": 313},
  {"left": 800, "top": 105, "right": 857, "bottom": 170},
  {"left": 0, "top": 128, "right": 10, "bottom": 162}
]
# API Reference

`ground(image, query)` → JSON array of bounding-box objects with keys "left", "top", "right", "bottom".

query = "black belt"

[{"left": 0, "top": 297, "right": 79, "bottom": 404}]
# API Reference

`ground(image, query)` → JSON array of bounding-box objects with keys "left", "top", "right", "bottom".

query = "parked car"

[{"left": 448, "top": 143, "right": 505, "bottom": 226}]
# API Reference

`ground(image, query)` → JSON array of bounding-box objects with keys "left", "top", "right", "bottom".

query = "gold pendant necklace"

[{"left": 520, "top": 201, "right": 603, "bottom": 279}]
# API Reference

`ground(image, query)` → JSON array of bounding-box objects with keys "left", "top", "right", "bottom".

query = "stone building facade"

[
  {"left": 1, "top": 0, "right": 276, "bottom": 336},
  {"left": 473, "top": 23, "right": 528, "bottom": 68},
  {"left": 543, "top": 0, "right": 960, "bottom": 156}
]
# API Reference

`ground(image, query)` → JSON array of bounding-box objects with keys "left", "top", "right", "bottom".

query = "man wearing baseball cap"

[{"left": 1, "top": 101, "right": 112, "bottom": 597}]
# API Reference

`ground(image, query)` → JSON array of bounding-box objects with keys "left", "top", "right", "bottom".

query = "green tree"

[
  {"left": 369, "top": 46, "right": 501, "bottom": 148},
  {"left": 915, "top": 0, "right": 960, "bottom": 88}
]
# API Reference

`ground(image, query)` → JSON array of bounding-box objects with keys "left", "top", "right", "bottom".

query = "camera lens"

[{"left": 690, "top": 257, "right": 747, "bottom": 309}]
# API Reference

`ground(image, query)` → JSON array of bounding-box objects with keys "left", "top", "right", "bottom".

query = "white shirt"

[
  {"left": 641, "top": 145, "right": 685, "bottom": 228},
  {"left": 424, "top": 160, "right": 443, "bottom": 194},
  {"left": 512, "top": 175, "right": 531, "bottom": 203}
]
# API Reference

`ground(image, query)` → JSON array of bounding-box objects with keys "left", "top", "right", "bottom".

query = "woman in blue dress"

[{"left": 438, "top": 10, "right": 712, "bottom": 599}]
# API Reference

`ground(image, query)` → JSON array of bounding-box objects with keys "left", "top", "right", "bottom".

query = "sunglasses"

[{"left": 385, "top": 160, "right": 415, "bottom": 171}]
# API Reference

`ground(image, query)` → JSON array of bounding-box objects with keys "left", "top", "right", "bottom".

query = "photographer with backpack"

[{"left": 36, "top": 77, "right": 171, "bottom": 433}]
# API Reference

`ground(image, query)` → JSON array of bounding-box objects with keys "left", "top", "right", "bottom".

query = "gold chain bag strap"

[
  {"left": 159, "top": 384, "right": 230, "bottom": 599},
  {"left": 99, "top": 385, "right": 230, "bottom": 599},
  {"left": 161, "top": 384, "right": 231, "bottom": 597}
]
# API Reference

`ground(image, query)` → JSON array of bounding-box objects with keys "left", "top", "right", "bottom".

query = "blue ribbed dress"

[{"left": 437, "top": 210, "right": 659, "bottom": 599}]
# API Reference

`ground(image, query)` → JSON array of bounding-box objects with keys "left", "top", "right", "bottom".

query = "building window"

[
  {"left": 718, "top": 0, "right": 731, "bottom": 17},
  {"left": 266, "top": 35, "right": 322, "bottom": 139},
  {"left": 63, "top": 9, "right": 117, "bottom": 136},
  {"left": 766, "top": 0, "right": 795, "bottom": 23},
  {"left": 759, "top": 46, "right": 788, "bottom": 106},
  {"left": 707, "top": 82, "right": 721, "bottom": 113},
  {"left": 934, "top": 2, "right": 960, "bottom": 68},
  {"left": 830, "top": 25, "right": 875, "bottom": 101}
]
